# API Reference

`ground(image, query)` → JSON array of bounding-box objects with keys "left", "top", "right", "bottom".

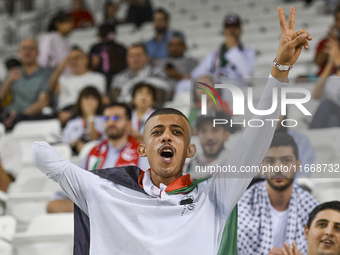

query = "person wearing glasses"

[{"left": 47, "top": 102, "right": 150, "bottom": 213}]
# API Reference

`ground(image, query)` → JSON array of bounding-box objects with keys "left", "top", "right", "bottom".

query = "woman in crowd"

[
  {"left": 62, "top": 86, "right": 104, "bottom": 154},
  {"left": 38, "top": 11, "right": 73, "bottom": 68}
]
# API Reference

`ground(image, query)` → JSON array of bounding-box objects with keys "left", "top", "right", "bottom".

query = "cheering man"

[{"left": 31, "top": 7, "right": 312, "bottom": 255}]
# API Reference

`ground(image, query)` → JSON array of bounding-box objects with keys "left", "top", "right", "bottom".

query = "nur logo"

[
  {"left": 197, "top": 82, "right": 312, "bottom": 116},
  {"left": 196, "top": 82, "right": 223, "bottom": 115}
]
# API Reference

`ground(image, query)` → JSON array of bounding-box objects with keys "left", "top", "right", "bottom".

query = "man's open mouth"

[
  {"left": 321, "top": 239, "right": 334, "bottom": 246},
  {"left": 159, "top": 146, "right": 175, "bottom": 163}
]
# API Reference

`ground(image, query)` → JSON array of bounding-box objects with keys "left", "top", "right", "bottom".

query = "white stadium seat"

[
  {"left": 13, "top": 213, "right": 74, "bottom": 255},
  {"left": 0, "top": 216, "right": 16, "bottom": 255},
  {"left": 11, "top": 119, "right": 61, "bottom": 143}
]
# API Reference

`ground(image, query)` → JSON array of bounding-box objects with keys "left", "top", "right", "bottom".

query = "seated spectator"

[
  {"left": 314, "top": 7, "right": 340, "bottom": 76},
  {"left": 311, "top": 38, "right": 340, "bottom": 129},
  {"left": 276, "top": 114, "right": 315, "bottom": 173},
  {"left": 47, "top": 103, "right": 150, "bottom": 213},
  {"left": 185, "top": 110, "right": 231, "bottom": 180},
  {"left": 49, "top": 46, "right": 106, "bottom": 126},
  {"left": 154, "top": 32, "right": 198, "bottom": 91},
  {"left": 38, "top": 11, "right": 73, "bottom": 69},
  {"left": 109, "top": 43, "right": 169, "bottom": 106},
  {"left": 70, "top": 0, "right": 95, "bottom": 29},
  {"left": 191, "top": 14, "right": 256, "bottom": 100},
  {"left": 130, "top": 83, "right": 156, "bottom": 142},
  {"left": 0, "top": 136, "right": 21, "bottom": 192},
  {"left": 238, "top": 133, "right": 319, "bottom": 255},
  {"left": 0, "top": 160, "right": 12, "bottom": 192},
  {"left": 89, "top": 23, "right": 127, "bottom": 91},
  {"left": 188, "top": 75, "right": 232, "bottom": 127},
  {"left": 62, "top": 86, "right": 104, "bottom": 155},
  {"left": 145, "top": 8, "right": 182, "bottom": 60},
  {"left": 103, "top": 1, "right": 120, "bottom": 29},
  {"left": 0, "top": 39, "right": 53, "bottom": 129},
  {"left": 125, "top": 0, "right": 153, "bottom": 29},
  {"left": 283, "top": 201, "right": 340, "bottom": 255}
]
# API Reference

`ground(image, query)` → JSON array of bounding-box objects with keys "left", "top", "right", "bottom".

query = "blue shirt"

[{"left": 145, "top": 31, "right": 173, "bottom": 59}]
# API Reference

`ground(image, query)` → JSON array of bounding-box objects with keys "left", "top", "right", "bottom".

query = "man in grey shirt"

[{"left": 0, "top": 39, "right": 53, "bottom": 129}]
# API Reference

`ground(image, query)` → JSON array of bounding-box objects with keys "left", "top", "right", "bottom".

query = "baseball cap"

[
  {"left": 224, "top": 14, "right": 242, "bottom": 28},
  {"left": 169, "top": 31, "right": 186, "bottom": 44}
]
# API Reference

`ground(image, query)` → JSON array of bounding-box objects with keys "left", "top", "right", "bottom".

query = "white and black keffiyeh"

[{"left": 237, "top": 181, "right": 319, "bottom": 255}]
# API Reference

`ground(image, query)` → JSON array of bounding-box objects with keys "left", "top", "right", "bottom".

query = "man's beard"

[
  {"left": 156, "top": 27, "right": 167, "bottom": 35},
  {"left": 106, "top": 128, "right": 125, "bottom": 140},
  {"left": 267, "top": 173, "right": 295, "bottom": 191},
  {"left": 202, "top": 141, "right": 224, "bottom": 159}
]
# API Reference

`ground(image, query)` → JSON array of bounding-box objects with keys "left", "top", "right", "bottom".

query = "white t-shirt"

[
  {"left": 38, "top": 31, "right": 71, "bottom": 68},
  {"left": 58, "top": 71, "right": 106, "bottom": 110},
  {"left": 270, "top": 203, "right": 289, "bottom": 248}
]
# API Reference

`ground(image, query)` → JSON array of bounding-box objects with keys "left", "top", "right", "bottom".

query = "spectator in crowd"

[
  {"left": 125, "top": 0, "right": 153, "bottom": 29},
  {"left": 49, "top": 46, "right": 106, "bottom": 126},
  {"left": 0, "top": 136, "right": 21, "bottom": 192},
  {"left": 188, "top": 75, "right": 232, "bottom": 127},
  {"left": 38, "top": 11, "right": 73, "bottom": 69},
  {"left": 109, "top": 43, "right": 169, "bottom": 106},
  {"left": 145, "top": 8, "right": 182, "bottom": 60},
  {"left": 185, "top": 110, "right": 231, "bottom": 180},
  {"left": 70, "top": 0, "right": 95, "bottom": 29},
  {"left": 130, "top": 82, "right": 156, "bottom": 142},
  {"left": 89, "top": 23, "right": 127, "bottom": 91},
  {"left": 0, "top": 39, "right": 53, "bottom": 129},
  {"left": 314, "top": 7, "right": 340, "bottom": 76},
  {"left": 311, "top": 38, "right": 340, "bottom": 128},
  {"left": 1, "top": 58, "right": 21, "bottom": 113},
  {"left": 62, "top": 86, "right": 104, "bottom": 155},
  {"left": 155, "top": 32, "right": 198, "bottom": 91},
  {"left": 103, "top": 1, "right": 120, "bottom": 29},
  {"left": 282, "top": 201, "right": 340, "bottom": 255},
  {"left": 276, "top": 114, "right": 315, "bottom": 172},
  {"left": 238, "top": 133, "right": 319, "bottom": 255},
  {"left": 191, "top": 13, "right": 256, "bottom": 100},
  {"left": 47, "top": 103, "right": 150, "bottom": 213},
  {"left": 0, "top": 160, "right": 12, "bottom": 192}
]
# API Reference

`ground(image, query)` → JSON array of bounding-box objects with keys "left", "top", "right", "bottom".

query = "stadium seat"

[
  {"left": 0, "top": 191, "right": 7, "bottom": 216},
  {"left": 11, "top": 119, "right": 61, "bottom": 143},
  {"left": 13, "top": 213, "right": 73, "bottom": 255},
  {"left": 71, "top": 140, "right": 101, "bottom": 166},
  {"left": 0, "top": 215, "right": 16, "bottom": 255},
  {"left": 0, "top": 123, "right": 5, "bottom": 139},
  {"left": 6, "top": 192, "right": 56, "bottom": 232}
]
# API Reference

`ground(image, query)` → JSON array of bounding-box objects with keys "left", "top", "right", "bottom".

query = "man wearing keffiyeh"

[{"left": 238, "top": 133, "right": 319, "bottom": 255}]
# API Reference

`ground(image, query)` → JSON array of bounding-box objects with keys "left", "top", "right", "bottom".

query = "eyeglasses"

[{"left": 102, "top": 115, "right": 122, "bottom": 122}]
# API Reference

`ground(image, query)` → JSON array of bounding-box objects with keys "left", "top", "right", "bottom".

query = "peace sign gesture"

[{"left": 275, "top": 7, "right": 312, "bottom": 66}]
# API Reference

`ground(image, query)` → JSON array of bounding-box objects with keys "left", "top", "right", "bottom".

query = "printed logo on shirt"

[{"left": 180, "top": 195, "right": 195, "bottom": 216}]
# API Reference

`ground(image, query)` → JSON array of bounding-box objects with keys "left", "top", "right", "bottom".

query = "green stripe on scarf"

[
  {"left": 217, "top": 205, "right": 238, "bottom": 255},
  {"left": 166, "top": 177, "right": 210, "bottom": 195}
]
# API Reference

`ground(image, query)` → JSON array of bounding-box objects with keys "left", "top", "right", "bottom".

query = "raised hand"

[
  {"left": 282, "top": 241, "right": 302, "bottom": 255},
  {"left": 275, "top": 7, "right": 312, "bottom": 66}
]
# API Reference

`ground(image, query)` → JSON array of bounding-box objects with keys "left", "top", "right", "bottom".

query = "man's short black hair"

[
  {"left": 132, "top": 82, "right": 156, "bottom": 101},
  {"left": 144, "top": 108, "right": 189, "bottom": 127},
  {"left": 128, "top": 43, "right": 147, "bottom": 55},
  {"left": 269, "top": 133, "right": 299, "bottom": 160},
  {"left": 154, "top": 8, "right": 170, "bottom": 21},
  {"left": 104, "top": 103, "right": 132, "bottom": 120},
  {"left": 307, "top": 201, "right": 340, "bottom": 229}
]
